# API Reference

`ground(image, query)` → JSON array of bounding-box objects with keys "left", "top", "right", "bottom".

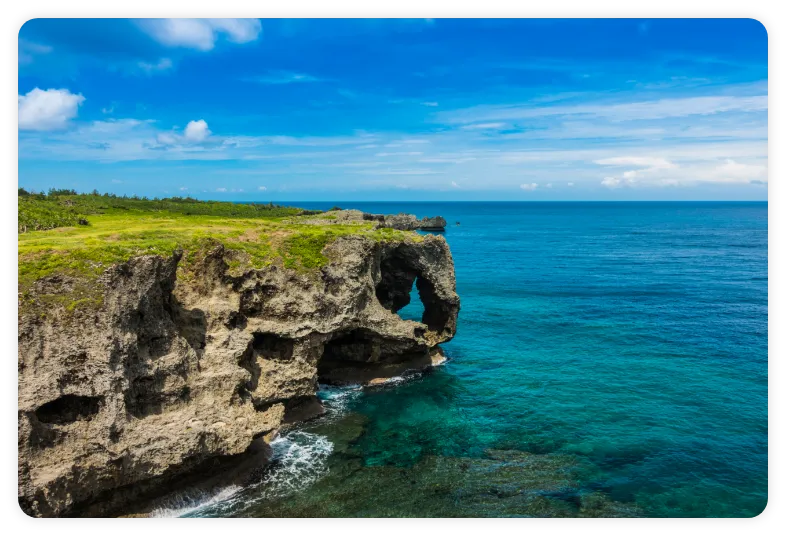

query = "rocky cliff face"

[
  {"left": 18, "top": 232, "right": 459, "bottom": 517},
  {"left": 362, "top": 212, "right": 447, "bottom": 232}
]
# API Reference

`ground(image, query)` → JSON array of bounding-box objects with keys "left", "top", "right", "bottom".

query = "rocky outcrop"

[
  {"left": 363, "top": 212, "right": 447, "bottom": 232},
  {"left": 18, "top": 232, "right": 459, "bottom": 517},
  {"left": 316, "top": 210, "right": 446, "bottom": 232}
]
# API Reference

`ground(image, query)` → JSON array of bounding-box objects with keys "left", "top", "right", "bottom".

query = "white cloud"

[
  {"left": 179, "top": 187, "right": 188, "bottom": 191},
  {"left": 597, "top": 156, "right": 679, "bottom": 187},
  {"left": 216, "top": 187, "right": 227, "bottom": 192},
  {"left": 138, "top": 19, "right": 262, "bottom": 51},
  {"left": 520, "top": 183, "right": 538, "bottom": 191},
  {"left": 440, "top": 94, "right": 768, "bottom": 124},
  {"left": 698, "top": 159, "right": 768, "bottom": 184},
  {"left": 421, "top": 102, "right": 439, "bottom": 107},
  {"left": 156, "top": 132, "right": 179, "bottom": 146},
  {"left": 595, "top": 156, "right": 676, "bottom": 170},
  {"left": 597, "top": 155, "right": 766, "bottom": 188},
  {"left": 451, "top": 181, "right": 460, "bottom": 188},
  {"left": 18, "top": 88, "right": 85, "bottom": 131},
  {"left": 460, "top": 122, "right": 505, "bottom": 130},
  {"left": 19, "top": 39, "right": 52, "bottom": 65},
  {"left": 137, "top": 57, "right": 173, "bottom": 75},
  {"left": 245, "top": 71, "right": 322, "bottom": 84},
  {"left": 184, "top": 120, "right": 210, "bottom": 142},
  {"left": 545, "top": 183, "right": 553, "bottom": 188},
  {"left": 567, "top": 182, "right": 574, "bottom": 187},
  {"left": 601, "top": 177, "right": 622, "bottom": 188},
  {"left": 111, "top": 179, "right": 122, "bottom": 184},
  {"left": 258, "top": 186, "right": 267, "bottom": 190}
]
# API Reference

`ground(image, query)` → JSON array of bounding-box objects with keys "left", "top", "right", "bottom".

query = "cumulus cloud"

[
  {"left": 601, "top": 177, "right": 622, "bottom": 188},
  {"left": 451, "top": 181, "right": 460, "bottom": 188},
  {"left": 184, "top": 120, "right": 210, "bottom": 142},
  {"left": 520, "top": 183, "right": 538, "bottom": 191},
  {"left": 138, "top": 19, "right": 262, "bottom": 51},
  {"left": 216, "top": 187, "right": 227, "bottom": 192},
  {"left": 19, "top": 88, "right": 85, "bottom": 131},
  {"left": 179, "top": 187, "right": 188, "bottom": 191}
]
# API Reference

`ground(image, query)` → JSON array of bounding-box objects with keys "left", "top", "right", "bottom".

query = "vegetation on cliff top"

[{"left": 18, "top": 191, "right": 421, "bottom": 315}]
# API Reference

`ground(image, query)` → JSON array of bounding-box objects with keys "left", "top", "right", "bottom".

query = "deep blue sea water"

[{"left": 173, "top": 202, "right": 767, "bottom": 518}]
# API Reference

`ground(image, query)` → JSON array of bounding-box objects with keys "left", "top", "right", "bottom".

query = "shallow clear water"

[{"left": 187, "top": 202, "right": 767, "bottom": 518}]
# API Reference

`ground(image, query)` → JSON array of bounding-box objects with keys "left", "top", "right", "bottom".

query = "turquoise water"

[{"left": 181, "top": 202, "right": 767, "bottom": 518}]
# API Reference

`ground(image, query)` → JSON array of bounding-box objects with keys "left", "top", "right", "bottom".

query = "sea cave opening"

[
  {"left": 397, "top": 278, "right": 426, "bottom": 323},
  {"left": 375, "top": 251, "right": 451, "bottom": 335}
]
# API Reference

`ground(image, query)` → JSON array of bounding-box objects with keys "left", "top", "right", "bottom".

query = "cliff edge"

[{"left": 18, "top": 208, "right": 459, "bottom": 517}]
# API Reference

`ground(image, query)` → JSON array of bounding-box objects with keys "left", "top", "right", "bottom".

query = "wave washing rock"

[{"left": 18, "top": 231, "right": 459, "bottom": 517}]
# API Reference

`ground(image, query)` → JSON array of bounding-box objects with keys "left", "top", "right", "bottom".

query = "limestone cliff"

[{"left": 17, "top": 230, "right": 459, "bottom": 517}]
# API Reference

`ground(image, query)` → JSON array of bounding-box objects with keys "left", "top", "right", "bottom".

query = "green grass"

[
  {"left": 18, "top": 196, "right": 87, "bottom": 232},
  {"left": 19, "top": 192, "right": 302, "bottom": 226},
  {"left": 18, "top": 194, "right": 421, "bottom": 316}
]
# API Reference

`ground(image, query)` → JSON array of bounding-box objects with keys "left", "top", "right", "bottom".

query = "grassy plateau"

[{"left": 18, "top": 191, "right": 419, "bottom": 315}]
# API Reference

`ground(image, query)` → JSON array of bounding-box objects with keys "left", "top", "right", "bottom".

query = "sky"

[{"left": 18, "top": 18, "right": 768, "bottom": 201}]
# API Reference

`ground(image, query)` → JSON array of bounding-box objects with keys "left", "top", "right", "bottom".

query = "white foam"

[
  {"left": 151, "top": 430, "right": 335, "bottom": 517},
  {"left": 317, "top": 383, "right": 363, "bottom": 418},
  {"left": 149, "top": 484, "right": 242, "bottom": 518},
  {"left": 378, "top": 374, "right": 410, "bottom": 385},
  {"left": 155, "top": 358, "right": 452, "bottom": 516},
  {"left": 242, "top": 431, "right": 334, "bottom": 505}
]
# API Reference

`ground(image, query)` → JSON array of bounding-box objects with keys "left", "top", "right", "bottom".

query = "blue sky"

[{"left": 18, "top": 18, "right": 768, "bottom": 201}]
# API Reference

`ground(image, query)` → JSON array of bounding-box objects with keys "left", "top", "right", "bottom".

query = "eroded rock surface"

[
  {"left": 306, "top": 210, "right": 447, "bottom": 232},
  {"left": 364, "top": 212, "right": 447, "bottom": 232},
  {"left": 18, "top": 233, "right": 459, "bottom": 517}
]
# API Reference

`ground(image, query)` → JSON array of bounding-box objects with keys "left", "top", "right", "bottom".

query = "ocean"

[{"left": 164, "top": 201, "right": 768, "bottom": 518}]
